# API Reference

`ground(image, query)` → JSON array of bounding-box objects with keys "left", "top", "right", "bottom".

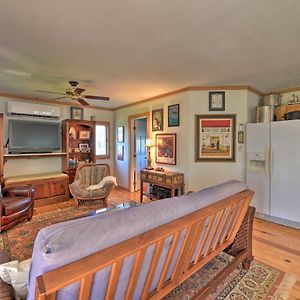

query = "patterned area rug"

[
  {"left": 0, "top": 207, "right": 296, "bottom": 299},
  {"left": 0, "top": 205, "right": 111, "bottom": 261},
  {"left": 164, "top": 253, "right": 295, "bottom": 300}
]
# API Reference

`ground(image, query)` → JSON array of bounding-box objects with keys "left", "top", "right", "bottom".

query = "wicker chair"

[{"left": 69, "top": 163, "right": 115, "bottom": 207}]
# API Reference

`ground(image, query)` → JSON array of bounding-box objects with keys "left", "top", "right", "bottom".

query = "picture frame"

[
  {"left": 155, "top": 133, "right": 176, "bottom": 165},
  {"left": 168, "top": 104, "right": 180, "bottom": 127},
  {"left": 152, "top": 109, "right": 163, "bottom": 131},
  {"left": 79, "top": 130, "right": 91, "bottom": 139},
  {"left": 79, "top": 143, "right": 90, "bottom": 153},
  {"left": 195, "top": 114, "right": 236, "bottom": 162},
  {"left": 209, "top": 91, "right": 225, "bottom": 111},
  {"left": 71, "top": 107, "right": 84, "bottom": 120},
  {"left": 117, "top": 144, "right": 124, "bottom": 161},
  {"left": 117, "top": 126, "right": 124, "bottom": 143}
]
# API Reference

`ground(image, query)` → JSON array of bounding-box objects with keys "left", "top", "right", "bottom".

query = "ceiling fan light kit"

[{"left": 35, "top": 80, "right": 110, "bottom": 106}]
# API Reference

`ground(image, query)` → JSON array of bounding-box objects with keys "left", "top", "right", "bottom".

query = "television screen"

[{"left": 9, "top": 120, "right": 60, "bottom": 153}]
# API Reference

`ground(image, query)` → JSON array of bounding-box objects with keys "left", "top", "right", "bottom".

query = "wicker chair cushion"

[
  {"left": 77, "top": 164, "right": 109, "bottom": 187},
  {"left": 70, "top": 180, "right": 111, "bottom": 198}
]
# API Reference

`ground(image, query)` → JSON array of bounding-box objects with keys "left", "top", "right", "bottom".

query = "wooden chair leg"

[{"left": 74, "top": 197, "right": 79, "bottom": 208}]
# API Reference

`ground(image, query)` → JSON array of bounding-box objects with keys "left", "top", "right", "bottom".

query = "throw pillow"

[{"left": 0, "top": 259, "right": 31, "bottom": 300}]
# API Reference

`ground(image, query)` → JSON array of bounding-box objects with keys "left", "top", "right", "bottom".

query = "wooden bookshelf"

[{"left": 62, "top": 119, "right": 96, "bottom": 183}]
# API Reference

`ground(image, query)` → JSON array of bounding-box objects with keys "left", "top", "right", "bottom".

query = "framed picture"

[
  {"left": 71, "top": 107, "right": 84, "bottom": 120},
  {"left": 195, "top": 114, "right": 236, "bottom": 162},
  {"left": 79, "top": 130, "right": 91, "bottom": 139},
  {"left": 117, "top": 126, "right": 124, "bottom": 143},
  {"left": 155, "top": 133, "right": 176, "bottom": 165},
  {"left": 152, "top": 109, "right": 163, "bottom": 131},
  {"left": 117, "top": 144, "right": 124, "bottom": 161},
  {"left": 209, "top": 91, "right": 225, "bottom": 111},
  {"left": 79, "top": 143, "right": 90, "bottom": 153},
  {"left": 168, "top": 104, "right": 180, "bottom": 127}
]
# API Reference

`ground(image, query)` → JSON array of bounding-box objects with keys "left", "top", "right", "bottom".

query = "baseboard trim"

[{"left": 255, "top": 212, "right": 300, "bottom": 230}]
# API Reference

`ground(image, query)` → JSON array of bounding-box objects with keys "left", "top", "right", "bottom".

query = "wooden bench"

[
  {"left": 4, "top": 172, "right": 69, "bottom": 207},
  {"left": 35, "top": 189, "right": 254, "bottom": 299}
]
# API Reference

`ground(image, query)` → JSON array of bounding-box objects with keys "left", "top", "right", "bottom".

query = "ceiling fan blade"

[
  {"left": 56, "top": 96, "right": 69, "bottom": 100},
  {"left": 76, "top": 98, "right": 89, "bottom": 106},
  {"left": 84, "top": 95, "right": 110, "bottom": 101},
  {"left": 35, "top": 90, "right": 66, "bottom": 95},
  {"left": 74, "top": 87, "right": 85, "bottom": 95}
]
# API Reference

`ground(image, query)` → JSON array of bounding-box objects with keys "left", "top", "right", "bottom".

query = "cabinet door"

[
  {"left": 34, "top": 181, "right": 51, "bottom": 200},
  {"left": 270, "top": 120, "right": 300, "bottom": 223},
  {"left": 50, "top": 179, "right": 68, "bottom": 197}
]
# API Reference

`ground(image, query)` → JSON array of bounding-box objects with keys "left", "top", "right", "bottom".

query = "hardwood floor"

[{"left": 34, "top": 187, "right": 300, "bottom": 299}]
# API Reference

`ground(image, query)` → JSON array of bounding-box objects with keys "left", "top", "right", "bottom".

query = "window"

[{"left": 96, "top": 122, "right": 110, "bottom": 158}]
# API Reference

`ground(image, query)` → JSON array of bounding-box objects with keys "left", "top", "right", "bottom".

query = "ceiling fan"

[{"left": 35, "top": 81, "right": 109, "bottom": 106}]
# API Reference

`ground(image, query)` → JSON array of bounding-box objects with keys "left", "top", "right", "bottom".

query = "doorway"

[{"left": 128, "top": 113, "right": 150, "bottom": 192}]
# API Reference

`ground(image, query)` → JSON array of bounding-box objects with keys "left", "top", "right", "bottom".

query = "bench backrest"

[{"left": 35, "top": 189, "right": 253, "bottom": 300}]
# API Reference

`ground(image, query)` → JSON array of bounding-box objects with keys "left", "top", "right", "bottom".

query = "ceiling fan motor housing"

[{"left": 69, "top": 80, "right": 79, "bottom": 87}]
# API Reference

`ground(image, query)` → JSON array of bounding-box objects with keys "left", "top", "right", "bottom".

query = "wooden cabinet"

[
  {"left": 140, "top": 169, "right": 184, "bottom": 202},
  {"left": 62, "top": 120, "right": 96, "bottom": 183},
  {"left": 4, "top": 173, "right": 69, "bottom": 207},
  {"left": 275, "top": 104, "right": 300, "bottom": 121}
]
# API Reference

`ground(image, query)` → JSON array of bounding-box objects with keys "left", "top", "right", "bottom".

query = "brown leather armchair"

[{"left": 0, "top": 185, "right": 35, "bottom": 232}]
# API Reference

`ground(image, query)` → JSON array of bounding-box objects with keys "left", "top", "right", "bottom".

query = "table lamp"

[{"left": 145, "top": 138, "right": 154, "bottom": 170}]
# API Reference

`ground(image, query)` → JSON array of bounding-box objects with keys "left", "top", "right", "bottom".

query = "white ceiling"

[{"left": 0, "top": 0, "right": 300, "bottom": 108}]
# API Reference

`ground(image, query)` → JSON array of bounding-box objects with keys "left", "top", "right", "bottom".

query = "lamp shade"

[{"left": 145, "top": 138, "right": 153, "bottom": 147}]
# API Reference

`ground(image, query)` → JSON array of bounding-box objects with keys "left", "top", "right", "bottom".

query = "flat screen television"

[{"left": 9, "top": 120, "right": 61, "bottom": 153}]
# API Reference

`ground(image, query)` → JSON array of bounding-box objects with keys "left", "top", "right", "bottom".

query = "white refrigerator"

[{"left": 246, "top": 120, "right": 300, "bottom": 225}]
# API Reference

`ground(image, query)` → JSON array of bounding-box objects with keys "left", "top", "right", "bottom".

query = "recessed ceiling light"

[{"left": 1, "top": 68, "right": 31, "bottom": 77}]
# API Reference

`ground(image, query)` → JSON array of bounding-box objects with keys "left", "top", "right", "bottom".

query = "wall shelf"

[{"left": 4, "top": 152, "right": 67, "bottom": 159}]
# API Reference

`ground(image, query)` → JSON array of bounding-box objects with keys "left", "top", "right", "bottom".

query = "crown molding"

[
  {"left": 114, "top": 85, "right": 264, "bottom": 110},
  {"left": 263, "top": 86, "right": 300, "bottom": 96},
  {"left": 0, "top": 92, "right": 114, "bottom": 111}
]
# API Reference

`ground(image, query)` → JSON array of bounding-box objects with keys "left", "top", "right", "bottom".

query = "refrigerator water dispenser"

[{"left": 247, "top": 152, "right": 266, "bottom": 173}]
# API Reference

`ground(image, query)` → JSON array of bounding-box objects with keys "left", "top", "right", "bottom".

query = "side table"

[{"left": 140, "top": 169, "right": 184, "bottom": 202}]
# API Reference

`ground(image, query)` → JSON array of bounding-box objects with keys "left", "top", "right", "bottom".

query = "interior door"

[
  {"left": 246, "top": 122, "right": 270, "bottom": 215},
  {"left": 270, "top": 120, "right": 300, "bottom": 223},
  {"left": 134, "top": 118, "right": 147, "bottom": 191}
]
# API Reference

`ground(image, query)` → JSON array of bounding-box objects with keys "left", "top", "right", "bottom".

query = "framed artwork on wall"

[
  {"left": 117, "top": 144, "right": 124, "bottom": 161},
  {"left": 168, "top": 104, "right": 180, "bottom": 127},
  {"left": 152, "top": 109, "right": 163, "bottom": 131},
  {"left": 209, "top": 91, "right": 225, "bottom": 111},
  {"left": 155, "top": 133, "right": 176, "bottom": 165},
  {"left": 71, "top": 107, "right": 84, "bottom": 120},
  {"left": 195, "top": 114, "right": 236, "bottom": 162},
  {"left": 117, "top": 126, "right": 124, "bottom": 143}
]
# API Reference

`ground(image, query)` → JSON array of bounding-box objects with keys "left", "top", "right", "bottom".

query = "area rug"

[
  {"left": 0, "top": 209, "right": 295, "bottom": 300},
  {"left": 0, "top": 204, "right": 120, "bottom": 261},
  {"left": 164, "top": 253, "right": 295, "bottom": 300}
]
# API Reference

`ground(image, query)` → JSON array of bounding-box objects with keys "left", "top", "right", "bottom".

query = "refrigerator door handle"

[
  {"left": 265, "top": 144, "right": 271, "bottom": 180},
  {"left": 269, "top": 145, "right": 273, "bottom": 180}
]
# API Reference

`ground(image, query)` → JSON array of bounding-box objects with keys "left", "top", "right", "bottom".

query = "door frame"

[{"left": 128, "top": 112, "right": 150, "bottom": 192}]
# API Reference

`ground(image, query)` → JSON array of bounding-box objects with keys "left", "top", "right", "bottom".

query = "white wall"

[
  {"left": 114, "top": 89, "right": 261, "bottom": 191},
  {"left": 187, "top": 90, "right": 261, "bottom": 191},
  {"left": 0, "top": 97, "right": 114, "bottom": 178}
]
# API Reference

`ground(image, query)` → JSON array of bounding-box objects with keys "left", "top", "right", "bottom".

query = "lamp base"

[{"left": 146, "top": 166, "right": 154, "bottom": 170}]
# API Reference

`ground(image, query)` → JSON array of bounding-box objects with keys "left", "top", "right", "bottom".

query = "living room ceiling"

[{"left": 0, "top": 0, "right": 300, "bottom": 108}]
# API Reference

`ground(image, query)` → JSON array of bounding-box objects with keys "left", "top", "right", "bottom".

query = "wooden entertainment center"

[{"left": 0, "top": 114, "right": 97, "bottom": 207}]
